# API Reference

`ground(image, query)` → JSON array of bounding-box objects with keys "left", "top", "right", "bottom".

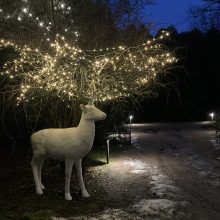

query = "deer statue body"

[{"left": 31, "top": 104, "right": 106, "bottom": 200}]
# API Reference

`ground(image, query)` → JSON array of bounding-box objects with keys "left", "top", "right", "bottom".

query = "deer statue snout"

[{"left": 100, "top": 112, "right": 106, "bottom": 120}]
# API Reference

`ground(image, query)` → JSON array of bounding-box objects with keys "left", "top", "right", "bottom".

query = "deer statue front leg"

[
  {"left": 75, "top": 159, "right": 90, "bottom": 198},
  {"left": 31, "top": 157, "right": 43, "bottom": 195},
  {"left": 65, "top": 159, "right": 74, "bottom": 200}
]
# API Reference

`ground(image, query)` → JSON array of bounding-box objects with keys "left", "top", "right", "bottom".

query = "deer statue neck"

[
  {"left": 77, "top": 112, "right": 95, "bottom": 147},
  {"left": 77, "top": 112, "right": 95, "bottom": 133}
]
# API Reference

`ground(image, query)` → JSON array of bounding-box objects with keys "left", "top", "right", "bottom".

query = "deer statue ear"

[
  {"left": 88, "top": 98, "right": 95, "bottom": 105},
  {"left": 80, "top": 104, "right": 86, "bottom": 111}
]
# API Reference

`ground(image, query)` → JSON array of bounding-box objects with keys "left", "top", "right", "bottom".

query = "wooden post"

[
  {"left": 129, "top": 129, "right": 132, "bottom": 143},
  {"left": 106, "top": 139, "right": 110, "bottom": 164}
]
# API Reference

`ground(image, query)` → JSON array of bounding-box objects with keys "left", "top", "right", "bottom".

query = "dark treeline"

[{"left": 137, "top": 27, "right": 220, "bottom": 122}]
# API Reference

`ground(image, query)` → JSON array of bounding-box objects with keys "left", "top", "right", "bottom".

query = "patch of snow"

[
  {"left": 150, "top": 174, "right": 183, "bottom": 199},
  {"left": 131, "top": 169, "right": 146, "bottom": 174},
  {"left": 123, "top": 158, "right": 149, "bottom": 174},
  {"left": 53, "top": 200, "right": 188, "bottom": 220},
  {"left": 208, "top": 180, "right": 220, "bottom": 187},
  {"left": 135, "top": 146, "right": 141, "bottom": 149},
  {"left": 123, "top": 159, "right": 145, "bottom": 169},
  {"left": 53, "top": 218, "right": 66, "bottom": 220},
  {"left": 53, "top": 209, "right": 139, "bottom": 220},
  {"left": 151, "top": 174, "right": 174, "bottom": 185},
  {"left": 208, "top": 139, "right": 220, "bottom": 147},
  {"left": 150, "top": 184, "right": 183, "bottom": 198},
  {"left": 132, "top": 199, "right": 187, "bottom": 219}
]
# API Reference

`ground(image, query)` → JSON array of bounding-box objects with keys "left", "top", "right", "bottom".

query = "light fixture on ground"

[
  {"left": 129, "top": 115, "right": 133, "bottom": 124},
  {"left": 209, "top": 112, "right": 215, "bottom": 122}
]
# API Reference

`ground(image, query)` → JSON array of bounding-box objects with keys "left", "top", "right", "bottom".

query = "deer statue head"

[{"left": 80, "top": 98, "right": 106, "bottom": 121}]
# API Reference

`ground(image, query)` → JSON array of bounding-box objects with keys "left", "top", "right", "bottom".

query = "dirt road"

[{"left": 67, "top": 122, "right": 220, "bottom": 219}]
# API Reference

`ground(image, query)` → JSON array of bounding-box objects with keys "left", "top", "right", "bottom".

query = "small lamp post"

[
  {"left": 209, "top": 112, "right": 215, "bottom": 122},
  {"left": 106, "top": 139, "right": 110, "bottom": 164},
  {"left": 129, "top": 115, "right": 133, "bottom": 124},
  {"left": 129, "top": 115, "right": 133, "bottom": 143}
]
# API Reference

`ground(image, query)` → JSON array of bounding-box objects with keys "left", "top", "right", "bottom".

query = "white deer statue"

[{"left": 31, "top": 101, "right": 106, "bottom": 200}]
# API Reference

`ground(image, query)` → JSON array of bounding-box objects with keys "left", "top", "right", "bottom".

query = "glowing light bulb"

[
  {"left": 22, "top": 8, "right": 28, "bottom": 13},
  {"left": 209, "top": 112, "right": 215, "bottom": 122}
]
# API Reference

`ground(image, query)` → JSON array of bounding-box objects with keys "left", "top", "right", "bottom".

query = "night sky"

[{"left": 145, "top": 0, "right": 204, "bottom": 33}]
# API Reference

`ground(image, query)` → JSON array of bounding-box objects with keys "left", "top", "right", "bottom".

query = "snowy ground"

[{"left": 53, "top": 122, "right": 220, "bottom": 220}]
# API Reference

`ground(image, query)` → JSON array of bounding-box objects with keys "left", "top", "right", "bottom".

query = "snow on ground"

[
  {"left": 150, "top": 174, "right": 184, "bottom": 199},
  {"left": 123, "top": 158, "right": 147, "bottom": 174},
  {"left": 133, "top": 199, "right": 187, "bottom": 219},
  {"left": 53, "top": 199, "right": 187, "bottom": 220}
]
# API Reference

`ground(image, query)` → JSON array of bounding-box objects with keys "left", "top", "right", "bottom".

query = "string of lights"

[
  {"left": 0, "top": 0, "right": 177, "bottom": 110},
  {"left": 0, "top": 31, "right": 176, "bottom": 105},
  {"left": 0, "top": 0, "right": 79, "bottom": 43},
  {"left": 0, "top": 0, "right": 178, "bottom": 133}
]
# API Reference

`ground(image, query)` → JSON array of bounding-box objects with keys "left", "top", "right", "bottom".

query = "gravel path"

[{"left": 54, "top": 122, "right": 220, "bottom": 219}]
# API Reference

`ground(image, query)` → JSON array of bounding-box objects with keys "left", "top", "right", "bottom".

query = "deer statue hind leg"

[
  {"left": 75, "top": 159, "right": 90, "bottom": 198},
  {"left": 65, "top": 159, "right": 74, "bottom": 200},
  {"left": 37, "top": 158, "right": 45, "bottom": 190}
]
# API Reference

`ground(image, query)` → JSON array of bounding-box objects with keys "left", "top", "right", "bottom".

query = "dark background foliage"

[{"left": 137, "top": 27, "right": 220, "bottom": 122}]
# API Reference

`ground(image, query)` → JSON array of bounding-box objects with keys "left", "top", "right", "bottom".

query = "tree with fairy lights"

[{"left": 0, "top": 0, "right": 176, "bottom": 136}]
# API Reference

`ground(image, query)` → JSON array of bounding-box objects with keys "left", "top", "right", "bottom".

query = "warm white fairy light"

[
  {"left": 0, "top": 1, "right": 76, "bottom": 43},
  {"left": 22, "top": 8, "right": 28, "bottom": 13},
  {"left": 60, "top": 3, "right": 65, "bottom": 9},
  {"left": 0, "top": 31, "right": 176, "bottom": 105}
]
